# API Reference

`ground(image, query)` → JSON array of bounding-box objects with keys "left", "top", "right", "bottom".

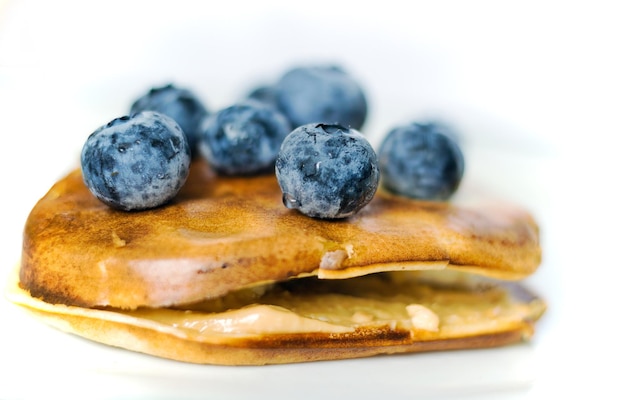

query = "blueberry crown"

[{"left": 315, "top": 123, "right": 349, "bottom": 134}]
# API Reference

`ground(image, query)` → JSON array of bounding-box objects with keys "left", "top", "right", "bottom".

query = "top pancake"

[{"left": 20, "top": 160, "right": 541, "bottom": 309}]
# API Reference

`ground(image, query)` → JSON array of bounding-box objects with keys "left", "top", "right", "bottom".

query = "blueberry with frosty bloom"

[
  {"left": 81, "top": 111, "right": 191, "bottom": 211},
  {"left": 275, "top": 123, "right": 379, "bottom": 219}
]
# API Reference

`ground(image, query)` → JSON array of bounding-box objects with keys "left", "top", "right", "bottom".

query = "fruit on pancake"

[
  {"left": 271, "top": 65, "right": 368, "bottom": 130},
  {"left": 275, "top": 123, "right": 379, "bottom": 219},
  {"left": 378, "top": 122, "right": 465, "bottom": 200},
  {"left": 198, "top": 100, "right": 292, "bottom": 175},
  {"left": 80, "top": 111, "right": 191, "bottom": 211},
  {"left": 247, "top": 85, "right": 280, "bottom": 111},
  {"left": 130, "top": 83, "right": 209, "bottom": 155}
]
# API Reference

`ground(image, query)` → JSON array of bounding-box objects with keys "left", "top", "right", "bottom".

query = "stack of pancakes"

[{"left": 7, "top": 161, "right": 545, "bottom": 365}]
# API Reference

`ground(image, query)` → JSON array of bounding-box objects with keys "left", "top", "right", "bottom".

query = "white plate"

[
  {"left": 1, "top": 297, "right": 541, "bottom": 400},
  {"left": 2, "top": 1, "right": 624, "bottom": 398}
]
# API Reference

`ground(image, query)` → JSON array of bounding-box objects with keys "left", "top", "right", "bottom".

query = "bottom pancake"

[{"left": 6, "top": 266, "right": 545, "bottom": 365}]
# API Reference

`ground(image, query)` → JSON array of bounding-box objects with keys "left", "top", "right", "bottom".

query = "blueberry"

[
  {"left": 245, "top": 85, "right": 294, "bottom": 129},
  {"left": 275, "top": 123, "right": 379, "bottom": 219},
  {"left": 378, "top": 122, "right": 464, "bottom": 200},
  {"left": 273, "top": 65, "right": 368, "bottom": 130},
  {"left": 81, "top": 111, "right": 191, "bottom": 211},
  {"left": 198, "top": 100, "right": 292, "bottom": 175},
  {"left": 130, "top": 84, "right": 209, "bottom": 156},
  {"left": 247, "top": 85, "right": 279, "bottom": 108}
]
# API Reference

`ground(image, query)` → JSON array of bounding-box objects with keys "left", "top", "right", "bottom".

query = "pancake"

[
  {"left": 9, "top": 160, "right": 545, "bottom": 365},
  {"left": 7, "top": 266, "right": 545, "bottom": 365}
]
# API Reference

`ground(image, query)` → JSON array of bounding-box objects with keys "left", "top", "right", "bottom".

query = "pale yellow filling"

[
  {"left": 116, "top": 271, "right": 543, "bottom": 339},
  {"left": 6, "top": 268, "right": 545, "bottom": 341}
]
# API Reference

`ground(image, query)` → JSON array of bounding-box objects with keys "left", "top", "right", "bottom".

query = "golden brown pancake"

[{"left": 9, "top": 160, "right": 545, "bottom": 365}]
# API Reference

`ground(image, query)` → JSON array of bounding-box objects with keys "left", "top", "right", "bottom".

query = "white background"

[{"left": 1, "top": 1, "right": 624, "bottom": 399}]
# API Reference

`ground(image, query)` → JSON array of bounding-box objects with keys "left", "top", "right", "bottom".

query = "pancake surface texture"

[{"left": 20, "top": 161, "right": 541, "bottom": 309}]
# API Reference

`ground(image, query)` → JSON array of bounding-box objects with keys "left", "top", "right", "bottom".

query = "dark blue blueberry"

[
  {"left": 247, "top": 85, "right": 279, "bottom": 108},
  {"left": 273, "top": 65, "right": 368, "bottom": 130},
  {"left": 378, "top": 122, "right": 464, "bottom": 200},
  {"left": 81, "top": 111, "right": 191, "bottom": 211},
  {"left": 198, "top": 100, "right": 292, "bottom": 175},
  {"left": 130, "top": 84, "right": 209, "bottom": 156},
  {"left": 275, "top": 123, "right": 379, "bottom": 219}
]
